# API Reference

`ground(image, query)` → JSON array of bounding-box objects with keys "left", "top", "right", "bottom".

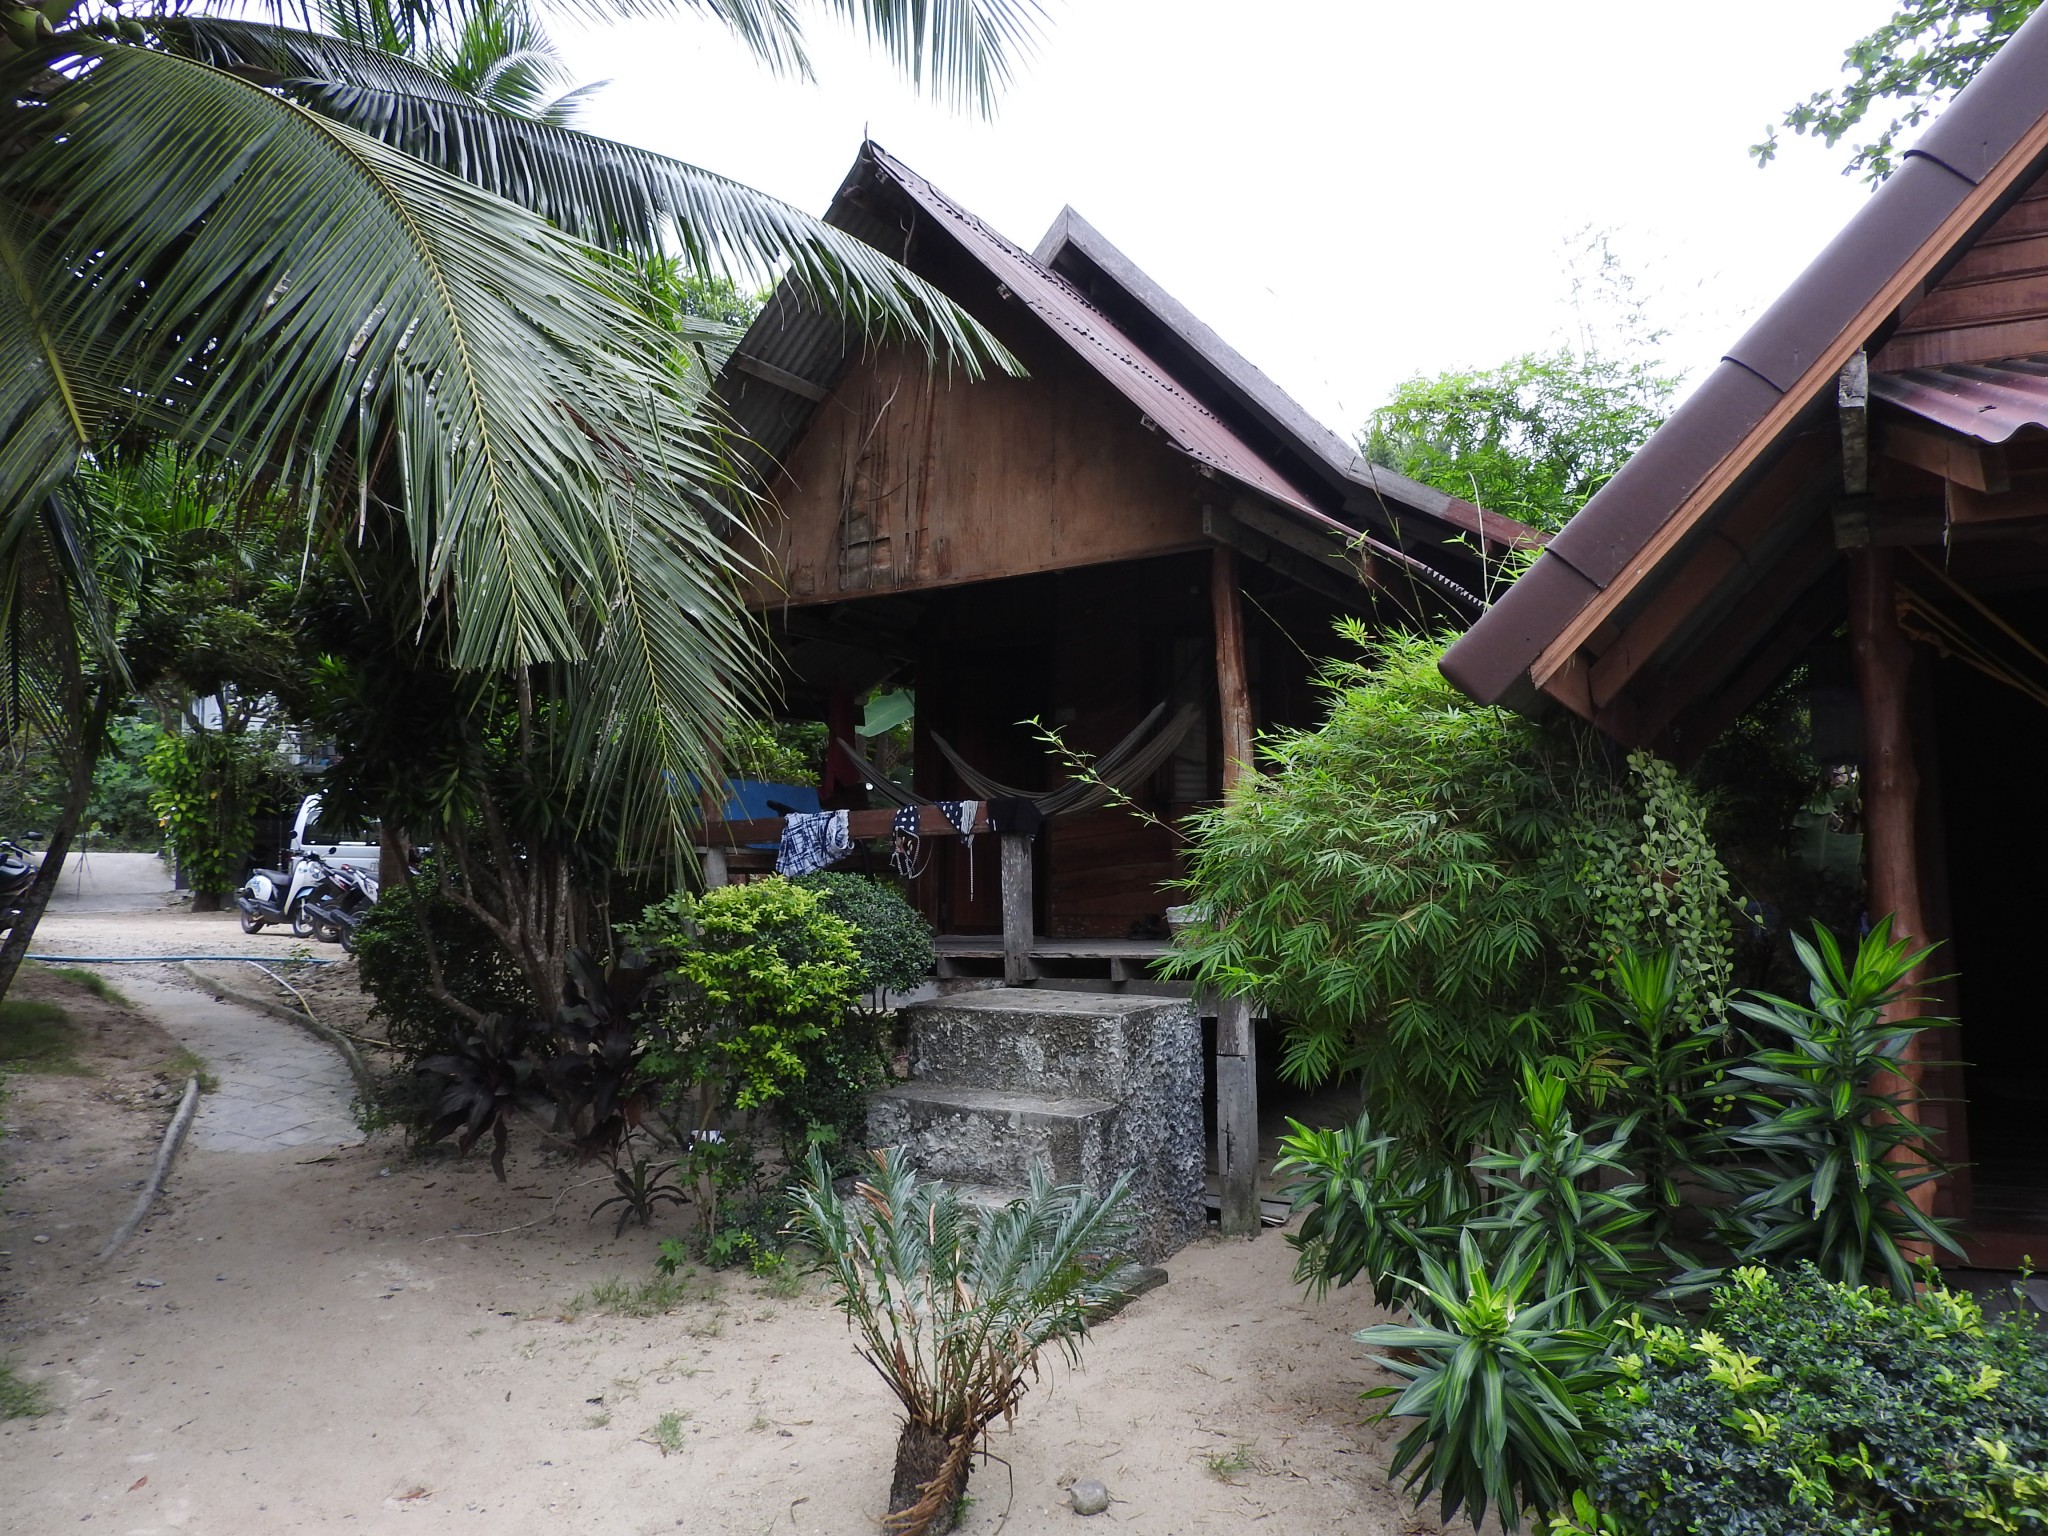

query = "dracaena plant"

[
  {"left": 1718, "top": 917, "right": 1963, "bottom": 1296},
  {"left": 1276, "top": 1109, "right": 1472, "bottom": 1314},
  {"left": 1358, "top": 1231, "right": 1614, "bottom": 1534},
  {"left": 1570, "top": 945, "right": 1733, "bottom": 1235},
  {"left": 1469, "top": 1069, "right": 1660, "bottom": 1330}
]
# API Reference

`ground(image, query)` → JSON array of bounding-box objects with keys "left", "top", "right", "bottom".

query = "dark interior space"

[{"left": 1935, "top": 640, "right": 2048, "bottom": 1232}]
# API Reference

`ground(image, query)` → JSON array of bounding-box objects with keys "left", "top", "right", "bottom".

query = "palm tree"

[{"left": 0, "top": 0, "right": 1037, "bottom": 995}]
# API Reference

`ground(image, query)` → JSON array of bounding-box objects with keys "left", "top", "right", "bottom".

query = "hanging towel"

[
  {"left": 936, "top": 799, "right": 980, "bottom": 895},
  {"left": 776, "top": 810, "right": 851, "bottom": 877}
]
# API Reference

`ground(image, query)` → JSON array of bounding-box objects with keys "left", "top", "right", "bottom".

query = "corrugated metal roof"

[
  {"left": 1872, "top": 356, "right": 2048, "bottom": 442},
  {"left": 1440, "top": 3, "right": 2048, "bottom": 715}
]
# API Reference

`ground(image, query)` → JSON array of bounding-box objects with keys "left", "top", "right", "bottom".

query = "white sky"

[{"left": 551, "top": 0, "right": 1904, "bottom": 438}]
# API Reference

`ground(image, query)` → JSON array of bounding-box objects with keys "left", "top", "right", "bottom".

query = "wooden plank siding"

[
  {"left": 1875, "top": 169, "right": 2048, "bottom": 371},
  {"left": 743, "top": 325, "right": 1212, "bottom": 608}
]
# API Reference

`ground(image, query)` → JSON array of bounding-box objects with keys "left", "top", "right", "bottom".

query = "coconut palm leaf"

[
  {"left": 0, "top": 206, "right": 101, "bottom": 541},
  {"left": 5, "top": 40, "right": 767, "bottom": 853},
  {"left": 819, "top": 0, "right": 1041, "bottom": 114},
  {"left": 277, "top": 0, "right": 1036, "bottom": 111},
  {"left": 168, "top": 14, "right": 1021, "bottom": 373}
]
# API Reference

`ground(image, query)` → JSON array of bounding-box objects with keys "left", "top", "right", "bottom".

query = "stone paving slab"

[{"left": 114, "top": 971, "right": 360, "bottom": 1153}]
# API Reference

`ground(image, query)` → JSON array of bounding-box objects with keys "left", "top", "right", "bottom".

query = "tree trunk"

[
  {"left": 886, "top": 1421, "right": 962, "bottom": 1536},
  {"left": 0, "top": 684, "right": 116, "bottom": 1001}
]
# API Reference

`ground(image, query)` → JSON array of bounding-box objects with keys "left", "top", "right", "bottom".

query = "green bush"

[
  {"left": 1571, "top": 1265, "right": 2048, "bottom": 1536},
  {"left": 793, "top": 871, "right": 934, "bottom": 1003},
  {"left": 1165, "top": 627, "right": 1585, "bottom": 1149},
  {"left": 1168, "top": 627, "right": 1735, "bottom": 1152},
  {"left": 353, "top": 872, "right": 536, "bottom": 1062},
  {"left": 626, "top": 878, "right": 860, "bottom": 1117}
]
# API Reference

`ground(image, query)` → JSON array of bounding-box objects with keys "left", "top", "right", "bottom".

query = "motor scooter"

[
  {"left": 236, "top": 852, "right": 333, "bottom": 936},
  {"left": 315, "top": 863, "right": 379, "bottom": 953},
  {"left": 0, "top": 839, "right": 36, "bottom": 931}
]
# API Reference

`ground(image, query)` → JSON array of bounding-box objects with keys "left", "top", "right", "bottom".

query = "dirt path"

[{"left": 4, "top": 890, "right": 1444, "bottom": 1536}]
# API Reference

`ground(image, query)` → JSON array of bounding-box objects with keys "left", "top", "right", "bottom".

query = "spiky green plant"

[
  {"left": 1720, "top": 917, "right": 1963, "bottom": 1295},
  {"left": 788, "top": 1148, "right": 1138, "bottom": 1536},
  {"left": 1358, "top": 1231, "right": 1613, "bottom": 1533}
]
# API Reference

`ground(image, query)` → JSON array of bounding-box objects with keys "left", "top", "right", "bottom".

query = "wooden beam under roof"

[{"left": 1879, "top": 420, "right": 2010, "bottom": 493}]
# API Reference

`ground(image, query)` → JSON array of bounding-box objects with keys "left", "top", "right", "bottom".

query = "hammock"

[{"left": 832, "top": 700, "right": 1200, "bottom": 820}]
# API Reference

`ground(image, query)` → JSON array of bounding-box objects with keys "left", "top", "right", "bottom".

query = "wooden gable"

[
  {"left": 1876, "top": 167, "right": 2048, "bottom": 371},
  {"left": 742, "top": 328, "right": 1211, "bottom": 609}
]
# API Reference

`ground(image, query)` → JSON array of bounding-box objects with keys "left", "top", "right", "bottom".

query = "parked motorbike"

[
  {"left": 235, "top": 853, "right": 332, "bottom": 936},
  {"left": 306, "top": 859, "right": 377, "bottom": 950},
  {"left": 0, "top": 839, "right": 36, "bottom": 931}
]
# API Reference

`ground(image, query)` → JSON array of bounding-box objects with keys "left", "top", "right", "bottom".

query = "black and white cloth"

[{"left": 776, "top": 810, "right": 851, "bottom": 877}]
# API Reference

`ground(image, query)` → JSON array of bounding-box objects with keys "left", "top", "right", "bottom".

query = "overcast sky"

[{"left": 552, "top": 0, "right": 1904, "bottom": 438}]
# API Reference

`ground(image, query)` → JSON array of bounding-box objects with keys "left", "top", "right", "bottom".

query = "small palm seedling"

[
  {"left": 1719, "top": 918, "right": 1962, "bottom": 1295},
  {"left": 789, "top": 1148, "right": 1139, "bottom": 1536},
  {"left": 591, "top": 1151, "right": 688, "bottom": 1237},
  {"left": 1357, "top": 1231, "right": 1613, "bottom": 1533}
]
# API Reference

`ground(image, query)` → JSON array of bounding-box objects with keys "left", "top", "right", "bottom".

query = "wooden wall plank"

[{"left": 743, "top": 330, "right": 1210, "bottom": 609}]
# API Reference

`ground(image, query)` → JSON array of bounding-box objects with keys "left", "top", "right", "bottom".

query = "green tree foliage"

[
  {"left": 144, "top": 727, "right": 291, "bottom": 900},
  {"left": 1363, "top": 348, "right": 1674, "bottom": 536},
  {"left": 1167, "top": 627, "right": 1735, "bottom": 1151},
  {"left": 1753, "top": 1, "right": 2042, "bottom": 183}
]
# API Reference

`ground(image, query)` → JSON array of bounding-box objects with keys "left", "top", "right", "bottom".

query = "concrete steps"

[
  {"left": 868, "top": 987, "right": 1203, "bottom": 1261},
  {"left": 868, "top": 1083, "right": 1113, "bottom": 1189}
]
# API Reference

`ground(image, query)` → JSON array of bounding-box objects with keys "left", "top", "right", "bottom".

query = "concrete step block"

[
  {"left": 868, "top": 1083, "right": 1115, "bottom": 1192},
  {"left": 899, "top": 986, "right": 1194, "bottom": 1100}
]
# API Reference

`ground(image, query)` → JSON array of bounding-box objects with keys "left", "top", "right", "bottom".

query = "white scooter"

[
  {"left": 235, "top": 851, "right": 334, "bottom": 936},
  {"left": 235, "top": 795, "right": 386, "bottom": 937}
]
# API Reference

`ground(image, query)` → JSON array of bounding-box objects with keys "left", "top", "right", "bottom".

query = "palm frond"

[
  {"left": 0, "top": 201, "right": 99, "bottom": 529},
  {"left": 8, "top": 41, "right": 769, "bottom": 859},
  {"left": 166, "top": 16, "right": 1020, "bottom": 377},
  {"left": 818, "top": 0, "right": 1044, "bottom": 116}
]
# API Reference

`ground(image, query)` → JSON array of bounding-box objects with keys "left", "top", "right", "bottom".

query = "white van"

[{"left": 291, "top": 794, "right": 382, "bottom": 872}]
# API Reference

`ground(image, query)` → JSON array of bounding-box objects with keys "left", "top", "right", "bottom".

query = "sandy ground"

[{"left": 2, "top": 867, "right": 1447, "bottom": 1536}]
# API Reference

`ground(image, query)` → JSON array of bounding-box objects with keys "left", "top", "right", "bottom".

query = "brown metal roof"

[
  {"left": 1440, "top": 7, "right": 2048, "bottom": 721},
  {"left": 1034, "top": 207, "right": 1541, "bottom": 561},
  {"left": 861, "top": 146, "right": 1325, "bottom": 519},
  {"left": 715, "top": 142, "right": 1508, "bottom": 610},
  {"left": 1871, "top": 356, "right": 2048, "bottom": 442}
]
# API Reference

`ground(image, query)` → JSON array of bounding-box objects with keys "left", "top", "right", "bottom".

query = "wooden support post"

[
  {"left": 1211, "top": 546, "right": 1255, "bottom": 789},
  {"left": 1000, "top": 833, "right": 1033, "bottom": 987},
  {"left": 1216, "top": 994, "right": 1260, "bottom": 1237},
  {"left": 1212, "top": 547, "right": 1260, "bottom": 1236},
  {"left": 1848, "top": 546, "right": 1937, "bottom": 1216}
]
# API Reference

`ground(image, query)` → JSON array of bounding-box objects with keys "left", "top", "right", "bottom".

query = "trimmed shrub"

[
  {"left": 794, "top": 871, "right": 934, "bottom": 1003},
  {"left": 1575, "top": 1264, "right": 2048, "bottom": 1536}
]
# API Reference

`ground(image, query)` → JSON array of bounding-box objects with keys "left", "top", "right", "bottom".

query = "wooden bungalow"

[
  {"left": 706, "top": 143, "right": 1529, "bottom": 1229},
  {"left": 1441, "top": 12, "right": 2048, "bottom": 1267}
]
